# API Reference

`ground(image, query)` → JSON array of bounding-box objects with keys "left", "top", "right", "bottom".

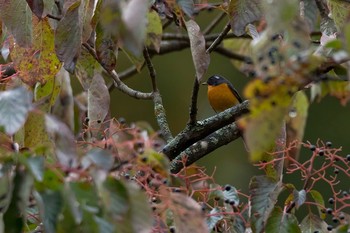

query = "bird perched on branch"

[{"left": 203, "top": 75, "right": 243, "bottom": 113}]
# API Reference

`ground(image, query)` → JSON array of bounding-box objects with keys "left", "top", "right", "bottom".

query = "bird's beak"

[{"left": 202, "top": 82, "right": 207, "bottom": 85}]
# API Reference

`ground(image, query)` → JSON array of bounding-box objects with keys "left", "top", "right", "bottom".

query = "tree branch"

[
  {"left": 163, "top": 100, "right": 250, "bottom": 160},
  {"left": 206, "top": 23, "right": 231, "bottom": 54},
  {"left": 170, "top": 122, "right": 241, "bottom": 173},
  {"left": 82, "top": 43, "right": 152, "bottom": 100},
  {"left": 188, "top": 78, "right": 200, "bottom": 125},
  {"left": 143, "top": 47, "right": 173, "bottom": 142}
]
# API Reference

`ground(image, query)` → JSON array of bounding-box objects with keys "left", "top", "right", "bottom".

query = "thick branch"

[
  {"left": 163, "top": 100, "right": 250, "bottom": 160},
  {"left": 188, "top": 79, "right": 200, "bottom": 125},
  {"left": 170, "top": 122, "right": 241, "bottom": 173}
]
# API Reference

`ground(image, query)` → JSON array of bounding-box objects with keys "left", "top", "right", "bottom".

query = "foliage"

[{"left": 0, "top": 0, "right": 350, "bottom": 233}]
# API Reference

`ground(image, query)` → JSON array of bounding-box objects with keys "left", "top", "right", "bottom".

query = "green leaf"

[
  {"left": 207, "top": 207, "right": 222, "bottom": 230},
  {"left": 146, "top": 10, "right": 163, "bottom": 53},
  {"left": 82, "top": 148, "right": 114, "bottom": 171},
  {"left": 11, "top": 18, "right": 61, "bottom": 86},
  {"left": 24, "top": 111, "right": 51, "bottom": 149},
  {"left": 26, "top": 156, "right": 45, "bottom": 181},
  {"left": 35, "top": 190, "right": 63, "bottom": 233},
  {"left": 337, "top": 224, "right": 350, "bottom": 233},
  {"left": 300, "top": 213, "right": 328, "bottom": 233},
  {"left": 75, "top": 49, "right": 100, "bottom": 90},
  {"left": 309, "top": 190, "right": 326, "bottom": 219},
  {"left": 101, "top": 178, "right": 153, "bottom": 233},
  {"left": 265, "top": 207, "right": 301, "bottom": 233},
  {"left": 55, "top": 1, "right": 82, "bottom": 73},
  {"left": 0, "top": 87, "right": 32, "bottom": 135},
  {"left": 228, "top": 0, "right": 262, "bottom": 36},
  {"left": 250, "top": 175, "right": 282, "bottom": 233},
  {"left": 45, "top": 115, "right": 77, "bottom": 167},
  {"left": 87, "top": 73, "right": 110, "bottom": 137},
  {"left": 3, "top": 167, "right": 34, "bottom": 233},
  {"left": 286, "top": 91, "right": 309, "bottom": 164},
  {"left": 0, "top": 0, "right": 32, "bottom": 47},
  {"left": 185, "top": 20, "right": 210, "bottom": 82},
  {"left": 328, "top": 0, "right": 350, "bottom": 31}
]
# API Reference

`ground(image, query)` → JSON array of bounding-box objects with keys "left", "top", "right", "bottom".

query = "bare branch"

[
  {"left": 82, "top": 43, "right": 152, "bottom": 99},
  {"left": 206, "top": 23, "right": 231, "bottom": 53}
]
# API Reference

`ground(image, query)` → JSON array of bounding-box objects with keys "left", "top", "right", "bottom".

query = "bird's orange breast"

[{"left": 207, "top": 84, "right": 240, "bottom": 113}]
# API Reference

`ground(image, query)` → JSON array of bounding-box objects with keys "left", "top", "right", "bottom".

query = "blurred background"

[{"left": 74, "top": 11, "right": 350, "bottom": 196}]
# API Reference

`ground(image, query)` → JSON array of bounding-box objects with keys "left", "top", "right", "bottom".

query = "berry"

[
  {"left": 224, "top": 199, "right": 230, "bottom": 204},
  {"left": 326, "top": 141, "right": 332, "bottom": 147},
  {"left": 229, "top": 200, "right": 235, "bottom": 206},
  {"left": 332, "top": 217, "right": 338, "bottom": 223},
  {"left": 326, "top": 208, "right": 333, "bottom": 215},
  {"left": 169, "top": 226, "right": 176, "bottom": 233},
  {"left": 328, "top": 198, "right": 334, "bottom": 205},
  {"left": 318, "top": 150, "right": 324, "bottom": 156},
  {"left": 225, "top": 185, "right": 231, "bottom": 191},
  {"left": 310, "top": 145, "right": 316, "bottom": 151},
  {"left": 327, "top": 225, "right": 333, "bottom": 231},
  {"left": 334, "top": 168, "right": 339, "bottom": 174},
  {"left": 346, "top": 154, "right": 350, "bottom": 161},
  {"left": 342, "top": 191, "right": 348, "bottom": 197},
  {"left": 339, "top": 213, "right": 345, "bottom": 220}
]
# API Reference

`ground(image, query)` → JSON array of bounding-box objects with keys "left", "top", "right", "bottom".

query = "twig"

[
  {"left": 188, "top": 78, "right": 200, "bottom": 125},
  {"left": 83, "top": 43, "right": 152, "bottom": 99},
  {"left": 143, "top": 47, "right": 173, "bottom": 142},
  {"left": 203, "top": 12, "right": 226, "bottom": 35},
  {"left": 47, "top": 14, "right": 62, "bottom": 20},
  {"left": 170, "top": 122, "right": 241, "bottom": 173},
  {"left": 163, "top": 100, "right": 250, "bottom": 160},
  {"left": 206, "top": 23, "right": 231, "bottom": 53}
]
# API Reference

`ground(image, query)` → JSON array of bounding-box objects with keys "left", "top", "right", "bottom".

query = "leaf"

[
  {"left": 82, "top": 148, "right": 114, "bottom": 171},
  {"left": 312, "top": 80, "right": 350, "bottom": 105},
  {"left": 3, "top": 167, "right": 34, "bottom": 233},
  {"left": 207, "top": 207, "right": 222, "bottom": 230},
  {"left": 52, "top": 68, "right": 75, "bottom": 130},
  {"left": 228, "top": 0, "right": 262, "bottom": 36},
  {"left": 0, "top": 0, "right": 32, "bottom": 47},
  {"left": 95, "top": 22, "right": 117, "bottom": 71},
  {"left": 45, "top": 115, "right": 77, "bottom": 167},
  {"left": 177, "top": 0, "right": 194, "bottom": 17},
  {"left": 81, "top": 0, "right": 95, "bottom": 42},
  {"left": 170, "top": 192, "right": 208, "bottom": 233},
  {"left": 286, "top": 91, "right": 309, "bottom": 165},
  {"left": 265, "top": 207, "right": 301, "bottom": 233},
  {"left": 223, "top": 185, "right": 240, "bottom": 207},
  {"left": 185, "top": 20, "right": 210, "bottom": 82},
  {"left": 300, "top": 213, "right": 328, "bottom": 233},
  {"left": 35, "top": 190, "right": 63, "bottom": 233},
  {"left": 11, "top": 18, "right": 61, "bottom": 86},
  {"left": 75, "top": 49, "right": 100, "bottom": 90},
  {"left": 146, "top": 10, "right": 163, "bottom": 53},
  {"left": 223, "top": 37, "right": 251, "bottom": 69},
  {"left": 309, "top": 190, "right": 326, "bottom": 219},
  {"left": 249, "top": 175, "right": 283, "bottom": 233},
  {"left": 101, "top": 178, "right": 153, "bottom": 233},
  {"left": 26, "top": 0, "right": 44, "bottom": 18},
  {"left": 328, "top": 0, "right": 350, "bottom": 31},
  {"left": 121, "top": 0, "right": 149, "bottom": 57},
  {"left": 88, "top": 73, "right": 110, "bottom": 137},
  {"left": 293, "top": 189, "right": 306, "bottom": 209},
  {"left": 26, "top": 156, "right": 45, "bottom": 181},
  {"left": 0, "top": 87, "right": 33, "bottom": 135},
  {"left": 55, "top": 1, "right": 82, "bottom": 73},
  {"left": 24, "top": 111, "right": 51, "bottom": 148}
]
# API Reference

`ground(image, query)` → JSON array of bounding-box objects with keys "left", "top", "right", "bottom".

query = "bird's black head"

[{"left": 206, "top": 75, "right": 229, "bottom": 86}]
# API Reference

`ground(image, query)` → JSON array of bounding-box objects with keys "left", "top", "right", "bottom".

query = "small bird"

[{"left": 204, "top": 75, "right": 243, "bottom": 113}]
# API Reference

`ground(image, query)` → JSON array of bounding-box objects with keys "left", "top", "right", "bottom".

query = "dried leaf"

[{"left": 185, "top": 20, "right": 210, "bottom": 82}]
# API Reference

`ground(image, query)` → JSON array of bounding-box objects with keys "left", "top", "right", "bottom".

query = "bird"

[{"left": 204, "top": 75, "right": 243, "bottom": 113}]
